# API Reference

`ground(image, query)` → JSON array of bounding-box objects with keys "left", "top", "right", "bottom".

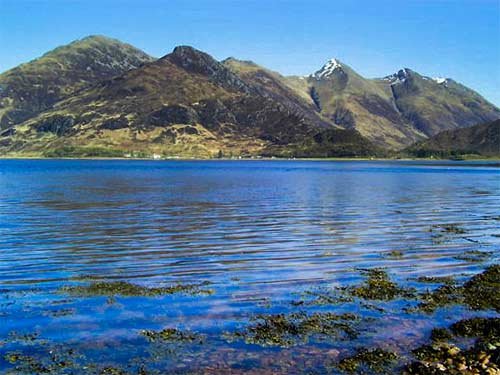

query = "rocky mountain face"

[
  {"left": 0, "top": 35, "right": 154, "bottom": 129},
  {"left": 0, "top": 45, "right": 376, "bottom": 158},
  {"left": 285, "top": 61, "right": 499, "bottom": 149},
  {"left": 0, "top": 36, "right": 498, "bottom": 158},
  {"left": 405, "top": 119, "right": 500, "bottom": 157},
  {"left": 286, "top": 59, "right": 425, "bottom": 148},
  {"left": 378, "top": 68, "right": 500, "bottom": 137}
]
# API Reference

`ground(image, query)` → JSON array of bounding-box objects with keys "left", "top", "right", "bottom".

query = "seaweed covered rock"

[
  {"left": 60, "top": 280, "right": 213, "bottom": 297},
  {"left": 337, "top": 348, "right": 399, "bottom": 374},
  {"left": 349, "top": 268, "right": 416, "bottom": 301},
  {"left": 416, "top": 265, "right": 500, "bottom": 312},
  {"left": 462, "top": 265, "right": 500, "bottom": 311},
  {"left": 141, "top": 328, "right": 204, "bottom": 344},
  {"left": 405, "top": 317, "right": 500, "bottom": 374},
  {"left": 226, "top": 312, "right": 360, "bottom": 347}
]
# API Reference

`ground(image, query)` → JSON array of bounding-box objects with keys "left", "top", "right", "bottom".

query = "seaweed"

[
  {"left": 348, "top": 269, "right": 416, "bottom": 301},
  {"left": 336, "top": 348, "right": 399, "bottom": 374},
  {"left": 454, "top": 250, "right": 492, "bottom": 263},
  {"left": 431, "top": 224, "right": 466, "bottom": 234},
  {"left": 4, "top": 345, "right": 82, "bottom": 374},
  {"left": 382, "top": 250, "right": 404, "bottom": 259},
  {"left": 429, "top": 328, "right": 453, "bottom": 342},
  {"left": 416, "top": 276, "right": 456, "bottom": 285},
  {"left": 141, "top": 328, "right": 205, "bottom": 344},
  {"left": 415, "top": 284, "right": 465, "bottom": 313},
  {"left": 405, "top": 317, "right": 500, "bottom": 374},
  {"left": 293, "top": 268, "right": 415, "bottom": 307},
  {"left": 226, "top": 312, "right": 360, "bottom": 347},
  {"left": 59, "top": 280, "right": 214, "bottom": 297},
  {"left": 414, "top": 265, "right": 500, "bottom": 313},
  {"left": 462, "top": 265, "right": 500, "bottom": 312},
  {"left": 450, "top": 317, "right": 500, "bottom": 344}
]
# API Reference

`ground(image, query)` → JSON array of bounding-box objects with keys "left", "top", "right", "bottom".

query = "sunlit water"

[{"left": 0, "top": 160, "right": 499, "bottom": 373}]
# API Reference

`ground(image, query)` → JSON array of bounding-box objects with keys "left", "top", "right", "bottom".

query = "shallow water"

[{"left": 0, "top": 159, "right": 499, "bottom": 373}]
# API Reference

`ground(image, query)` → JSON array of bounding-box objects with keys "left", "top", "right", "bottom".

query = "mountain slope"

[
  {"left": 405, "top": 119, "right": 500, "bottom": 157},
  {"left": 0, "top": 46, "right": 376, "bottom": 158},
  {"left": 222, "top": 57, "right": 332, "bottom": 128},
  {"left": 1, "top": 36, "right": 498, "bottom": 157},
  {"left": 286, "top": 59, "right": 426, "bottom": 148},
  {"left": 0, "top": 35, "right": 154, "bottom": 129},
  {"left": 377, "top": 69, "right": 500, "bottom": 136}
]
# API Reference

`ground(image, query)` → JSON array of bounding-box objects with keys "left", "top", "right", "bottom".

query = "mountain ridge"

[
  {"left": 405, "top": 119, "right": 500, "bottom": 157},
  {"left": 0, "top": 35, "right": 155, "bottom": 129},
  {"left": 0, "top": 45, "right": 377, "bottom": 158},
  {"left": 0, "top": 35, "right": 498, "bottom": 157}
]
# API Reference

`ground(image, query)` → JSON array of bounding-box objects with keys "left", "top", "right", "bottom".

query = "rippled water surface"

[{"left": 0, "top": 160, "right": 499, "bottom": 373}]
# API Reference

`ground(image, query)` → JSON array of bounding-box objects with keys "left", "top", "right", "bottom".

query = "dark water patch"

[
  {"left": 381, "top": 250, "right": 405, "bottom": 259},
  {"left": 454, "top": 250, "right": 493, "bottom": 263},
  {"left": 431, "top": 223, "right": 467, "bottom": 234}
]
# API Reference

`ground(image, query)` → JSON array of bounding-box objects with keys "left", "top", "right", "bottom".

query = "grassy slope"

[
  {"left": 0, "top": 35, "right": 154, "bottom": 128},
  {"left": 285, "top": 63, "right": 425, "bottom": 149},
  {"left": 405, "top": 119, "right": 500, "bottom": 158},
  {"left": 0, "top": 47, "right": 378, "bottom": 159},
  {"left": 379, "top": 70, "right": 500, "bottom": 137}
]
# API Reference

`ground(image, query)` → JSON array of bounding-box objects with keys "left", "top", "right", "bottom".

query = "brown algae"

[
  {"left": 405, "top": 317, "right": 500, "bottom": 374},
  {"left": 141, "top": 328, "right": 205, "bottom": 344},
  {"left": 416, "top": 265, "right": 500, "bottom": 312},
  {"left": 59, "top": 280, "right": 214, "bottom": 297},
  {"left": 336, "top": 347, "right": 399, "bottom": 374},
  {"left": 226, "top": 312, "right": 360, "bottom": 347}
]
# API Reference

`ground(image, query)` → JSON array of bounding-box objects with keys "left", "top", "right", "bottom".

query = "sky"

[{"left": 1, "top": 0, "right": 499, "bottom": 106}]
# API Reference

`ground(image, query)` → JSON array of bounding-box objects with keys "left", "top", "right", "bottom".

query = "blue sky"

[{"left": 1, "top": 0, "right": 499, "bottom": 105}]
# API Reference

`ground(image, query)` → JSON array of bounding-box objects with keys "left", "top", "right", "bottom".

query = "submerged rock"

[
  {"left": 349, "top": 269, "right": 416, "bottom": 301},
  {"left": 415, "top": 265, "right": 500, "bottom": 313},
  {"left": 141, "top": 328, "right": 205, "bottom": 344},
  {"left": 226, "top": 312, "right": 360, "bottom": 347},
  {"left": 405, "top": 317, "right": 500, "bottom": 374},
  {"left": 336, "top": 347, "right": 399, "bottom": 374}
]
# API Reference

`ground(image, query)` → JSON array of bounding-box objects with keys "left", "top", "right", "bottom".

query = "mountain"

[
  {"left": 405, "top": 119, "right": 500, "bottom": 158},
  {"left": 0, "top": 36, "right": 498, "bottom": 158},
  {"left": 0, "top": 35, "right": 154, "bottom": 129},
  {"left": 0, "top": 46, "right": 376, "bottom": 158},
  {"left": 284, "top": 60, "right": 500, "bottom": 149},
  {"left": 286, "top": 59, "right": 425, "bottom": 148},
  {"left": 377, "top": 68, "right": 500, "bottom": 137}
]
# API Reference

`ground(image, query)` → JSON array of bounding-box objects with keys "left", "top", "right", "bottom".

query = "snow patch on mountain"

[
  {"left": 433, "top": 77, "right": 447, "bottom": 84},
  {"left": 384, "top": 69, "right": 411, "bottom": 85},
  {"left": 311, "top": 58, "right": 343, "bottom": 79}
]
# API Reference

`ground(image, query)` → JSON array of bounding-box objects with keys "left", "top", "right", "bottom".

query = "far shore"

[{"left": 1, "top": 155, "right": 499, "bottom": 162}]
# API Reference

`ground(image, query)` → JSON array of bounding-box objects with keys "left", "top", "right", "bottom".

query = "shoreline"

[{"left": 0, "top": 156, "right": 500, "bottom": 162}]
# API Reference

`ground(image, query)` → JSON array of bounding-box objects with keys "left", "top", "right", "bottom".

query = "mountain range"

[{"left": 0, "top": 35, "right": 498, "bottom": 158}]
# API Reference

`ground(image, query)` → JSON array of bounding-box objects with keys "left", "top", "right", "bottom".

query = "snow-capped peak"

[
  {"left": 311, "top": 58, "right": 343, "bottom": 79},
  {"left": 383, "top": 68, "right": 411, "bottom": 85}
]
